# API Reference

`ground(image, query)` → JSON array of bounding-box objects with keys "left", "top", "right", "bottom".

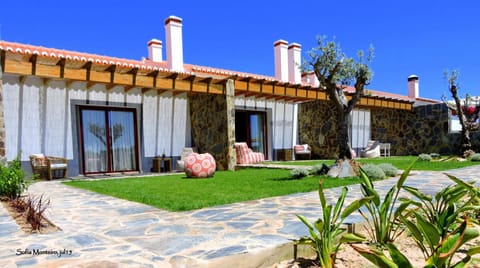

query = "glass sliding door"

[
  {"left": 249, "top": 113, "right": 266, "bottom": 154},
  {"left": 81, "top": 110, "right": 109, "bottom": 173},
  {"left": 80, "top": 107, "right": 138, "bottom": 174},
  {"left": 109, "top": 111, "right": 137, "bottom": 171}
]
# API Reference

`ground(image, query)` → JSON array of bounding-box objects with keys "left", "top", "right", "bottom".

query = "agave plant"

[
  {"left": 353, "top": 216, "right": 480, "bottom": 268},
  {"left": 352, "top": 172, "right": 480, "bottom": 268},
  {"left": 295, "top": 180, "right": 373, "bottom": 268},
  {"left": 356, "top": 160, "right": 417, "bottom": 246},
  {"left": 399, "top": 173, "right": 480, "bottom": 267}
]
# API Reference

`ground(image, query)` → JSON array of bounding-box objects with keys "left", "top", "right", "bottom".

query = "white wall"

[{"left": 2, "top": 75, "right": 191, "bottom": 173}]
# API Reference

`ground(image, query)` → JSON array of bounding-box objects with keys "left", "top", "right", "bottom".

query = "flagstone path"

[{"left": 0, "top": 166, "right": 478, "bottom": 267}]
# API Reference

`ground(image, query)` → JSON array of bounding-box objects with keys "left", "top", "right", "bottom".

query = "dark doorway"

[{"left": 235, "top": 110, "right": 267, "bottom": 158}]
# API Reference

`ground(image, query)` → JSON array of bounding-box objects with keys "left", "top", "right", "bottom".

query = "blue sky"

[{"left": 1, "top": 0, "right": 478, "bottom": 100}]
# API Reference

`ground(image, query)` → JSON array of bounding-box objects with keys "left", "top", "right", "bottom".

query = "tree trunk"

[
  {"left": 451, "top": 85, "right": 472, "bottom": 155},
  {"left": 336, "top": 108, "right": 352, "bottom": 159}
]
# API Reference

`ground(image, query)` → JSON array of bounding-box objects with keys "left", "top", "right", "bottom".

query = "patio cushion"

[
  {"left": 234, "top": 142, "right": 264, "bottom": 164},
  {"left": 184, "top": 153, "right": 216, "bottom": 178}
]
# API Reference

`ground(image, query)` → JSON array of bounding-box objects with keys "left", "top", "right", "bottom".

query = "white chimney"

[
  {"left": 165, "top": 16, "right": 184, "bottom": 71},
  {"left": 288, "top": 43, "right": 302, "bottom": 84},
  {"left": 302, "top": 72, "right": 320, "bottom": 87},
  {"left": 148, "top": 39, "right": 163, "bottom": 62},
  {"left": 407, "top": 75, "right": 419, "bottom": 99},
  {"left": 274, "top": 40, "right": 289, "bottom": 82}
]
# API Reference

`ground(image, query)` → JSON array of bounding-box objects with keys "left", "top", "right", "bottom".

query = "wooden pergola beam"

[{"left": 0, "top": 52, "right": 414, "bottom": 110}]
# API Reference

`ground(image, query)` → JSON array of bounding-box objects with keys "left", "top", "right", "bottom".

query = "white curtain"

[{"left": 110, "top": 111, "right": 136, "bottom": 171}]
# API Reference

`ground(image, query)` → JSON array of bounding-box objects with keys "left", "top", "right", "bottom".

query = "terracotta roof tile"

[{"left": 0, "top": 40, "right": 416, "bottom": 103}]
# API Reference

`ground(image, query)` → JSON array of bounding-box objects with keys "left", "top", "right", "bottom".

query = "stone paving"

[{"left": 0, "top": 166, "right": 479, "bottom": 267}]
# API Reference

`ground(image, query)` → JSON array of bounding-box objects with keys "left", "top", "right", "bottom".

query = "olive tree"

[
  {"left": 304, "top": 36, "right": 373, "bottom": 159},
  {"left": 443, "top": 70, "right": 479, "bottom": 157}
]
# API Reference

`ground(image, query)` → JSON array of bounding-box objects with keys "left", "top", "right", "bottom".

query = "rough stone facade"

[
  {"left": 298, "top": 100, "right": 339, "bottom": 159},
  {"left": 189, "top": 93, "right": 230, "bottom": 170},
  {"left": 0, "top": 67, "right": 5, "bottom": 157},
  {"left": 299, "top": 101, "right": 480, "bottom": 158},
  {"left": 225, "top": 80, "right": 236, "bottom": 171},
  {"left": 371, "top": 104, "right": 449, "bottom": 155}
]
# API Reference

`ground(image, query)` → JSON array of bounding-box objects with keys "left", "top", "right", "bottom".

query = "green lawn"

[
  {"left": 268, "top": 156, "right": 480, "bottom": 171},
  {"left": 64, "top": 169, "right": 360, "bottom": 212}
]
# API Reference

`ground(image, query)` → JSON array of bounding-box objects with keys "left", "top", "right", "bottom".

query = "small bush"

[
  {"left": 418, "top": 153, "right": 432, "bottom": 161},
  {"left": 290, "top": 168, "right": 309, "bottom": 179},
  {"left": 471, "top": 153, "right": 480, "bottom": 162},
  {"left": 377, "top": 163, "right": 398, "bottom": 177},
  {"left": 310, "top": 163, "right": 330, "bottom": 176},
  {"left": 361, "top": 164, "right": 386, "bottom": 180},
  {"left": 0, "top": 157, "right": 28, "bottom": 199},
  {"left": 25, "top": 195, "right": 50, "bottom": 232}
]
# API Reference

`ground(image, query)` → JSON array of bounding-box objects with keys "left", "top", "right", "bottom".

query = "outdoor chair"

[
  {"left": 294, "top": 144, "right": 311, "bottom": 160},
  {"left": 29, "top": 154, "right": 68, "bottom": 180},
  {"left": 360, "top": 140, "right": 381, "bottom": 158},
  {"left": 234, "top": 142, "right": 264, "bottom": 164}
]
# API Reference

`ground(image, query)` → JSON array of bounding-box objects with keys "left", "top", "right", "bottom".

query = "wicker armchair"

[{"left": 29, "top": 154, "right": 68, "bottom": 180}]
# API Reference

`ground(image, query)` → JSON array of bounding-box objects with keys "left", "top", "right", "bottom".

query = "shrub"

[
  {"left": 310, "top": 163, "right": 330, "bottom": 176},
  {"left": 418, "top": 153, "right": 432, "bottom": 161},
  {"left": 25, "top": 195, "right": 50, "bottom": 232},
  {"left": 0, "top": 157, "right": 28, "bottom": 199},
  {"left": 471, "top": 153, "right": 480, "bottom": 162},
  {"left": 377, "top": 163, "right": 398, "bottom": 177},
  {"left": 360, "top": 164, "right": 386, "bottom": 181},
  {"left": 290, "top": 168, "right": 309, "bottom": 179}
]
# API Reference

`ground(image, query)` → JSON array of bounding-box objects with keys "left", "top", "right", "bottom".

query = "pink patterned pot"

[{"left": 184, "top": 153, "right": 216, "bottom": 178}]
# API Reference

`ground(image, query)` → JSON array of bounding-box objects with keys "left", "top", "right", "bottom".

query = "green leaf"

[
  {"left": 332, "top": 187, "right": 347, "bottom": 223},
  {"left": 297, "top": 214, "right": 322, "bottom": 244},
  {"left": 386, "top": 243, "right": 413, "bottom": 268},
  {"left": 403, "top": 185, "right": 432, "bottom": 202},
  {"left": 444, "top": 173, "right": 475, "bottom": 192},
  {"left": 351, "top": 244, "right": 398, "bottom": 268},
  {"left": 379, "top": 187, "right": 395, "bottom": 219},
  {"left": 397, "top": 159, "right": 416, "bottom": 188},
  {"left": 415, "top": 211, "right": 440, "bottom": 248},
  {"left": 466, "top": 246, "right": 480, "bottom": 256},
  {"left": 340, "top": 232, "right": 366, "bottom": 243},
  {"left": 314, "top": 218, "right": 324, "bottom": 234},
  {"left": 437, "top": 219, "right": 470, "bottom": 262},
  {"left": 400, "top": 215, "right": 426, "bottom": 251},
  {"left": 394, "top": 200, "right": 416, "bottom": 219},
  {"left": 318, "top": 180, "right": 327, "bottom": 209},
  {"left": 450, "top": 256, "right": 472, "bottom": 268},
  {"left": 341, "top": 195, "right": 375, "bottom": 219}
]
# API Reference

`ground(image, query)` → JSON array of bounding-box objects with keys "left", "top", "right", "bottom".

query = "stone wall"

[
  {"left": 372, "top": 103, "right": 480, "bottom": 155},
  {"left": 298, "top": 100, "right": 339, "bottom": 158},
  {"left": 299, "top": 101, "right": 479, "bottom": 158},
  {"left": 0, "top": 68, "right": 5, "bottom": 157},
  {"left": 371, "top": 104, "right": 449, "bottom": 155},
  {"left": 189, "top": 93, "right": 230, "bottom": 170}
]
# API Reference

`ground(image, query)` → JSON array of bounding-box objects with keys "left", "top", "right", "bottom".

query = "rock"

[
  {"left": 327, "top": 164, "right": 340, "bottom": 178},
  {"left": 327, "top": 159, "right": 358, "bottom": 178}
]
